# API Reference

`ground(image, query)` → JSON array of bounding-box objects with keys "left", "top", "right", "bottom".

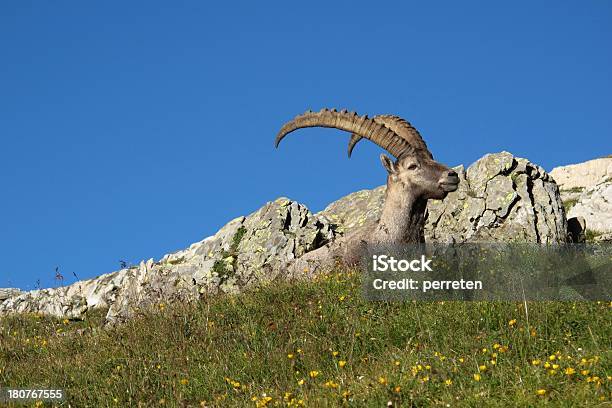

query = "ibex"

[{"left": 275, "top": 108, "right": 459, "bottom": 273}]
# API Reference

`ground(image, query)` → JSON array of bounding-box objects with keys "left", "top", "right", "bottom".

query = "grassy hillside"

[{"left": 1, "top": 269, "right": 610, "bottom": 407}]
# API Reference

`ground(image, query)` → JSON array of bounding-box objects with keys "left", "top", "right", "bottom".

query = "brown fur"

[{"left": 287, "top": 151, "right": 459, "bottom": 277}]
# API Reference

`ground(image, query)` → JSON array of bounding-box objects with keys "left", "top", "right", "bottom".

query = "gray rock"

[
  {"left": 0, "top": 269, "right": 133, "bottom": 319},
  {"left": 550, "top": 157, "right": 611, "bottom": 191},
  {"left": 0, "top": 288, "right": 22, "bottom": 301},
  {"left": 105, "top": 197, "right": 337, "bottom": 324},
  {"left": 1, "top": 197, "right": 336, "bottom": 324},
  {"left": 566, "top": 183, "right": 612, "bottom": 234},
  {"left": 551, "top": 156, "right": 612, "bottom": 234},
  {"left": 594, "top": 232, "right": 612, "bottom": 242}
]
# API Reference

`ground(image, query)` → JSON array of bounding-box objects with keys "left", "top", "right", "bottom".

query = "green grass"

[
  {"left": 585, "top": 229, "right": 603, "bottom": 243},
  {"left": 211, "top": 226, "right": 247, "bottom": 279},
  {"left": 560, "top": 187, "right": 585, "bottom": 194},
  {"left": 563, "top": 198, "right": 580, "bottom": 214},
  {"left": 1, "top": 269, "right": 610, "bottom": 407}
]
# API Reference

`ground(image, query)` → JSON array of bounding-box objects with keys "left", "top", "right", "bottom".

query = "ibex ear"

[{"left": 380, "top": 154, "right": 397, "bottom": 174}]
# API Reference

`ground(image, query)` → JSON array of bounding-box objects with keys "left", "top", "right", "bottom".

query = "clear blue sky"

[{"left": 1, "top": 2, "right": 610, "bottom": 290}]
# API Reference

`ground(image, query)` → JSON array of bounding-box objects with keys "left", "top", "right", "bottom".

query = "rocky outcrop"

[
  {"left": 550, "top": 156, "right": 612, "bottom": 235},
  {"left": 0, "top": 152, "right": 571, "bottom": 323},
  {"left": 565, "top": 183, "right": 612, "bottom": 234},
  {"left": 0, "top": 198, "right": 336, "bottom": 323},
  {"left": 319, "top": 152, "right": 567, "bottom": 243},
  {"left": 0, "top": 288, "right": 22, "bottom": 301},
  {"left": 105, "top": 198, "right": 336, "bottom": 323},
  {"left": 550, "top": 157, "right": 611, "bottom": 191},
  {"left": 0, "top": 270, "right": 133, "bottom": 319}
]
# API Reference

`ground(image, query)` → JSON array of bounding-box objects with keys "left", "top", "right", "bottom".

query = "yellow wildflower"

[
  {"left": 536, "top": 389, "right": 546, "bottom": 396},
  {"left": 587, "top": 376, "right": 601, "bottom": 385},
  {"left": 338, "top": 360, "right": 346, "bottom": 368},
  {"left": 473, "top": 373, "right": 481, "bottom": 381},
  {"left": 255, "top": 396, "right": 273, "bottom": 408}
]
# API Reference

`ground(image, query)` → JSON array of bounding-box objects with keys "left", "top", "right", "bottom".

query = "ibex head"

[{"left": 275, "top": 109, "right": 459, "bottom": 201}]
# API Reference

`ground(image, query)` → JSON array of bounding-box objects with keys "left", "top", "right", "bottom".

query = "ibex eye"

[{"left": 407, "top": 164, "right": 418, "bottom": 170}]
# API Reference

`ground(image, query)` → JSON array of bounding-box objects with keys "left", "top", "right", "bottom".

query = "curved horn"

[
  {"left": 347, "top": 133, "right": 362, "bottom": 157},
  {"left": 275, "top": 108, "right": 413, "bottom": 158},
  {"left": 348, "top": 115, "right": 433, "bottom": 159}
]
